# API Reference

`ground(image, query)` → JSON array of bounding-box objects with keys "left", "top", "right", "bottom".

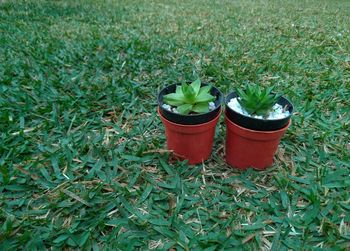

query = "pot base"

[{"left": 225, "top": 114, "right": 291, "bottom": 170}]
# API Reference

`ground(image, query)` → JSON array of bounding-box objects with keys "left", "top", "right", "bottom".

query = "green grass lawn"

[{"left": 1, "top": 0, "right": 350, "bottom": 249}]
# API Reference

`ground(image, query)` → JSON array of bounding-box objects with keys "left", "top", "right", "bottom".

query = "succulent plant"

[
  {"left": 163, "top": 79, "right": 216, "bottom": 115},
  {"left": 237, "top": 84, "right": 280, "bottom": 117}
]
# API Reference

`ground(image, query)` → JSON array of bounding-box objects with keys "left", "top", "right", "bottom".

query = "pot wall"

[
  {"left": 225, "top": 114, "right": 290, "bottom": 170},
  {"left": 159, "top": 108, "right": 221, "bottom": 164}
]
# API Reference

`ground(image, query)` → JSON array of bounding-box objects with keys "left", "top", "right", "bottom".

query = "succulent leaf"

[
  {"left": 190, "top": 79, "right": 201, "bottom": 96},
  {"left": 177, "top": 104, "right": 193, "bottom": 115},
  {"left": 181, "top": 84, "right": 196, "bottom": 103},
  {"left": 195, "top": 92, "right": 216, "bottom": 103},
  {"left": 192, "top": 102, "right": 210, "bottom": 113},
  {"left": 163, "top": 93, "right": 186, "bottom": 106},
  {"left": 198, "top": 85, "right": 211, "bottom": 95}
]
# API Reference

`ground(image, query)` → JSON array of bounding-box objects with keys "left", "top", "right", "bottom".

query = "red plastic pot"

[
  {"left": 158, "top": 108, "right": 221, "bottom": 165},
  {"left": 225, "top": 113, "right": 291, "bottom": 170}
]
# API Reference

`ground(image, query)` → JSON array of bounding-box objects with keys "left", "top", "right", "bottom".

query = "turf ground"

[{"left": 0, "top": 0, "right": 349, "bottom": 249}]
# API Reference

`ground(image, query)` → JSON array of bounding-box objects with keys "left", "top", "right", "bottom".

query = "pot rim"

[
  {"left": 225, "top": 91, "right": 293, "bottom": 121},
  {"left": 158, "top": 83, "right": 223, "bottom": 118},
  {"left": 158, "top": 107, "right": 222, "bottom": 128}
]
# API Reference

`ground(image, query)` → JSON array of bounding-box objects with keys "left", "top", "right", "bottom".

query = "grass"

[{"left": 0, "top": 0, "right": 349, "bottom": 249}]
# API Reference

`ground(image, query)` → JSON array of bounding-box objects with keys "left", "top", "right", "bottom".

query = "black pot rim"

[
  {"left": 158, "top": 107, "right": 222, "bottom": 126},
  {"left": 158, "top": 83, "right": 223, "bottom": 117},
  {"left": 225, "top": 92, "right": 293, "bottom": 121},
  {"left": 225, "top": 91, "right": 294, "bottom": 131},
  {"left": 157, "top": 83, "right": 223, "bottom": 125}
]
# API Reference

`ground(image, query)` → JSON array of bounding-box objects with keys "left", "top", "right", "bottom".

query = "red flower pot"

[
  {"left": 225, "top": 113, "right": 291, "bottom": 170},
  {"left": 158, "top": 108, "right": 221, "bottom": 165}
]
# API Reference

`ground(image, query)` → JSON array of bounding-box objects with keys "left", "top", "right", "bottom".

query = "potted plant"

[
  {"left": 225, "top": 84, "right": 293, "bottom": 170},
  {"left": 157, "top": 79, "right": 223, "bottom": 164}
]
